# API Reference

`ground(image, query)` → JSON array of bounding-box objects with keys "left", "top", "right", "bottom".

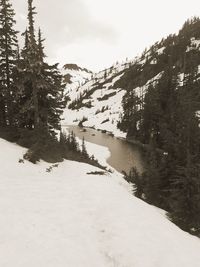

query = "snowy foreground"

[{"left": 1, "top": 139, "right": 200, "bottom": 267}]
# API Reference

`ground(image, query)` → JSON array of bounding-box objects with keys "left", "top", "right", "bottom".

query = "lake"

[{"left": 66, "top": 126, "right": 144, "bottom": 174}]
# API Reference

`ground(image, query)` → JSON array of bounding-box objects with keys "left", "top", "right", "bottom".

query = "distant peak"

[{"left": 63, "top": 63, "right": 93, "bottom": 74}]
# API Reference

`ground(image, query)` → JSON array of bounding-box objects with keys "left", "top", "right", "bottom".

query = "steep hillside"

[
  {"left": 117, "top": 17, "right": 200, "bottom": 138},
  {"left": 117, "top": 17, "right": 200, "bottom": 235},
  {"left": 62, "top": 63, "right": 93, "bottom": 92},
  {"left": 63, "top": 60, "right": 134, "bottom": 137},
  {"left": 63, "top": 17, "right": 200, "bottom": 139},
  {"left": 1, "top": 138, "right": 200, "bottom": 267}
]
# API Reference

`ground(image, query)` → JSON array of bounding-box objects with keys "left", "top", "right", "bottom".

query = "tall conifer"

[{"left": 0, "top": 0, "right": 18, "bottom": 125}]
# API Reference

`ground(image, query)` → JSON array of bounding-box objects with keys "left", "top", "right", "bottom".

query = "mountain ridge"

[
  {"left": 63, "top": 63, "right": 93, "bottom": 74},
  {"left": 63, "top": 17, "right": 200, "bottom": 139}
]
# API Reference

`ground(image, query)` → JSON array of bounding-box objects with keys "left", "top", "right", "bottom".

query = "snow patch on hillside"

[
  {"left": 186, "top": 37, "right": 200, "bottom": 52},
  {"left": 157, "top": 47, "right": 165, "bottom": 55},
  {"left": 134, "top": 71, "right": 164, "bottom": 98}
]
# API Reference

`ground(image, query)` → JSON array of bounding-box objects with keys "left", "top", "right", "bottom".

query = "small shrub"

[
  {"left": 101, "top": 119, "right": 109, "bottom": 124},
  {"left": 78, "top": 116, "right": 88, "bottom": 127},
  {"left": 97, "top": 91, "right": 117, "bottom": 101}
]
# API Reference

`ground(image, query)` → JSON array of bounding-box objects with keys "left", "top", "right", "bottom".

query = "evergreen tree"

[
  {"left": 0, "top": 0, "right": 18, "bottom": 126},
  {"left": 36, "top": 28, "right": 65, "bottom": 132},
  {"left": 26, "top": 0, "right": 39, "bottom": 128},
  {"left": 15, "top": 0, "right": 39, "bottom": 129},
  {"left": 15, "top": 29, "right": 34, "bottom": 129},
  {"left": 104, "top": 69, "right": 107, "bottom": 80},
  {"left": 16, "top": 1, "right": 65, "bottom": 133},
  {"left": 119, "top": 90, "right": 140, "bottom": 136},
  {"left": 81, "top": 137, "right": 88, "bottom": 158}
]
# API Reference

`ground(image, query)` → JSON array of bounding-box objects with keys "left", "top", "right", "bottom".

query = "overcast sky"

[{"left": 12, "top": 0, "right": 200, "bottom": 71}]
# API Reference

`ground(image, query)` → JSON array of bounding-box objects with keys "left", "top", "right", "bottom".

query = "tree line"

[{"left": 120, "top": 18, "right": 200, "bottom": 236}]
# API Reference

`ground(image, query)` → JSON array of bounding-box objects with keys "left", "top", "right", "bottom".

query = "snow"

[
  {"left": 150, "top": 58, "right": 157, "bottom": 64},
  {"left": 195, "top": 110, "right": 200, "bottom": 119},
  {"left": 157, "top": 47, "right": 165, "bottom": 55},
  {"left": 1, "top": 138, "right": 200, "bottom": 266},
  {"left": 186, "top": 37, "right": 200, "bottom": 52},
  {"left": 63, "top": 86, "right": 126, "bottom": 138},
  {"left": 136, "top": 46, "right": 165, "bottom": 66},
  {"left": 134, "top": 71, "right": 164, "bottom": 98},
  {"left": 191, "top": 38, "right": 200, "bottom": 47},
  {"left": 178, "top": 73, "right": 185, "bottom": 86},
  {"left": 64, "top": 126, "right": 111, "bottom": 168},
  {"left": 138, "top": 57, "right": 147, "bottom": 65},
  {"left": 62, "top": 63, "right": 129, "bottom": 138},
  {"left": 63, "top": 64, "right": 164, "bottom": 139},
  {"left": 61, "top": 66, "right": 93, "bottom": 95}
]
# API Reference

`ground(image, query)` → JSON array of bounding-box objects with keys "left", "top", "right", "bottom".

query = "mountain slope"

[
  {"left": 63, "top": 17, "right": 200, "bottom": 139},
  {"left": 1, "top": 138, "right": 200, "bottom": 266},
  {"left": 62, "top": 63, "right": 93, "bottom": 93},
  {"left": 63, "top": 60, "right": 133, "bottom": 137},
  {"left": 116, "top": 17, "right": 200, "bottom": 136},
  {"left": 116, "top": 17, "right": 200, "bottom": 235}
]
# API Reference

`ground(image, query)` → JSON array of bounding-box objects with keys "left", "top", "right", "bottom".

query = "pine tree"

[
  {"left": 104, "top": 69, "right": 107, "bottom": 80},
  {"left": 69, "top": 131, "right": 79, "bottom": 151},
  {"left": 15, "top": 1, "right": 39, "bottom": 129},
  {"left": 16, "top": 1, "right": 65, "bottom": 133},
  {"left": 81, "top": 137, "right": 88, "bottom": 158},
  {"left": 37, "top": 28, "right": 45, "bottom": 62},
  {"left": 0, "top": 0, "right": 18, "bottom": 126},
  {"left": 120, "top": 90, "right": 140, "bottom": 136},
  {"left": 36, "top": 28, "right": 65, "bottom": 133},
  {"left": 27, "top": 0, "right": 39, "bottom": 128},
  {"left": 15, "top": 28, "right": 34, "bottom": 129}
]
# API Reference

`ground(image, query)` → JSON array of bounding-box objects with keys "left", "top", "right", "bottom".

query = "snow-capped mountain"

[{"left": 62, "top": 63, "right": 93, "bottom": 93}]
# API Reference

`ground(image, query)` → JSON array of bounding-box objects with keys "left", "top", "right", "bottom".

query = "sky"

[{"left": 12, "top": 0, "right": 200, "bottom": 72}]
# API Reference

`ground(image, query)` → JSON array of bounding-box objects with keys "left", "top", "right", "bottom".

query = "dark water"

[{"left": 66, "top": 126, "right": 144, "bottom": 174}]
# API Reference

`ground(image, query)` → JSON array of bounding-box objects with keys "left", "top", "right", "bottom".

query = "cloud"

[
  {"left": 12, "top": 0, "right": 200, "bottom": 71},
  {"left": 13, "top": 0, "right": 116, "bottom": 44},
  {"left": 11, "top": 0, "right": 117, "bottom": 70}
]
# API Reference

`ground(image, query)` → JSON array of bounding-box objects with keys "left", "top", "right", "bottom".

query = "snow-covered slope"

[
  {"left": 62, "top": 63, "right": 93, "bottom": 93},
  {"left": 62, "top": 51, "right": 168, "bottom": 137},
  {"left": 63, "top": 61, "right": 133, "bottom": 137},
  {"left": 1, "top": 138, "right": 200, "bottom": 267},
  {"left": 63, "top": 19, "right": 200, "bottom": 138}
]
